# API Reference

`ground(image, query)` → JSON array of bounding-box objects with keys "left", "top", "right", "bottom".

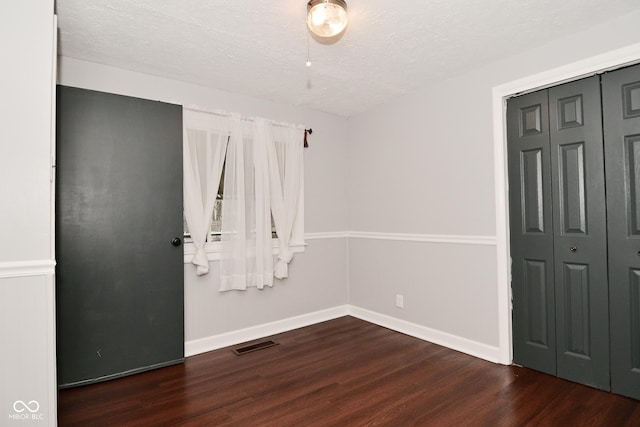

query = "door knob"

[
  {"left": 569, "top": 245, "right": 577, "bottom": 252},
  {"left": 171, "top": 237, "right": 182, "bottom": 247}
]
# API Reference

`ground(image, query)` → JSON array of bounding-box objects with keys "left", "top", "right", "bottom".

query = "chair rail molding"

[
  {"left": 348, "top": 231, "right": 497, "bottom": 246},
  {"left": 0, "top": 260, "right": 56, "bottom": 279},
  {"left": 305, "top": 231, "right": 349, "bottom": 240}
]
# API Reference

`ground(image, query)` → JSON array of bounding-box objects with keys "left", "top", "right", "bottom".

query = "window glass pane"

[
  {"left": 211, "top": 198, "right": 222, "bottom": 234},
  {"left": 183, "top": 152, "right": 277, "bottom": 239}
]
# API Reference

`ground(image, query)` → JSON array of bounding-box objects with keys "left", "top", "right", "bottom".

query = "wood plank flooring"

[{"left": 57, "top": 316, "right": 640, "bottom": 426}]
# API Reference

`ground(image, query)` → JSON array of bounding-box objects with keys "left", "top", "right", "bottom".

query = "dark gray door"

[
  {"left": 603, "top": 63, "right": 640, "bottom": 399},
  {"left": 508, "top": 89, "right": 557, "bottom": 375},
  {"left": 56, "top": 86, "right": 184, "bottom": 387},
  {"left": 548, "top": 76, "right": 609, "bottom": 390}
]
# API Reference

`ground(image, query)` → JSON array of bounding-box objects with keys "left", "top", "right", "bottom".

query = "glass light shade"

[{"left": 306, "top": 0, "right": 348, "bottom": 38}]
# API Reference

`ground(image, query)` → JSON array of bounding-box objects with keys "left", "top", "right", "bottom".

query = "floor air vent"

[{"left": 232, "top": 340, "right": 279, "bottom": 355}]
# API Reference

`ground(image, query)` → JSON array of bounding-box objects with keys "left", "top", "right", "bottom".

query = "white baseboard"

[
  {"left": 348, "top": 306, "right": 503, "bottom": 364},
  {"left": 184, "top": 305, "right": 350, "bottom": 357},
  {"left": 185, "top": 304, "right": 503, "bottom": 364}
]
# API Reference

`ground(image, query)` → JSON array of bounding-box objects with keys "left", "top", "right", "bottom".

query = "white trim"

[
  {"left": 185, "top": 305, "right": 349, "bottom": 356},
  {"left": 348, "top": 231, "right": 497, "bottom": 246},
  {"left": 345, "top": 232, "right": 351, "bottom": 306},
  {"left": 183, "top": 240, "right": 307, "bottom": 263},
  {"left": 0, "top": 260, "right": 56, "bottom": 279},
  {"left": 305, "top": 231, "right": 349, "bottom": 240},
  {"left": 183, "top": 231, "right": 495, "bottom": 262},
  {"left": 50, "top": 14, "right": 58, "bottom": 262},
  {"left": 185, "top": 305, "right": 502, "bottom": 363},
  {"left": 491, "top": 42, "right": 640, "bottom": 366},
  {"left": 348, "top": 306, "right": 503, "bottom": 364},
  {"left": 48, "top": 16, "right": 59, "bottom": 424},
  {"left": 44, "top": 273, "right": 57, "bottom": 426}
]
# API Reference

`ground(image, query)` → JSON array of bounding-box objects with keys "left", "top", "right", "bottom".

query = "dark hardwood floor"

[{"left": 58, "top": 316, "right": 640, "bottom": 426}]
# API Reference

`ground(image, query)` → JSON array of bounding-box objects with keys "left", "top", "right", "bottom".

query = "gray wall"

[{"left": 346, "top": 9, "right": 640, "bottom": 356}]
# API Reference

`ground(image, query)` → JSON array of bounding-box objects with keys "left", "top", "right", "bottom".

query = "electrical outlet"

[{"left": 396, "top": 294, "right": 404, "bottom": 308}]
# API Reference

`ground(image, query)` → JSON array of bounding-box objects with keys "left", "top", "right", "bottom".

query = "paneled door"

[
  {"left": 56, "top": 86, "right": 184, "bottom": 387},
  {"left": 508, "top": 76, "right": 609, "bottom": 390},
  {"left": 548, "top": 77, "right": 609, "bottom": 390},
  {"left": 508, "top": 89, "right": 557, "bottom": 376},
  {"left": 603, "top": 63, "right": 640, "bottom": 400}
]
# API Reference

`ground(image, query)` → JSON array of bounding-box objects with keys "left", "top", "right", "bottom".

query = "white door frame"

[{"left": 491, "top": 42, "right": 640, "bottom": 365}]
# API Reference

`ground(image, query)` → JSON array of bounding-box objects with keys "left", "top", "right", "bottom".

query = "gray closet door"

[
  {"left": 548, "top": 76, "right": 609, "bottom": 390},
  {"left": 56, "top": 86, "right": 184, "bottom": 387},
  {"left": 603, "top": 63, "right": 640, "bottom": 399},
  {"left": 508, "top": 89, "right": 557, "bottom": 375}
]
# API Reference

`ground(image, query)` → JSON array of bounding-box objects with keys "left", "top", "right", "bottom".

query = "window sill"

[{"left": 183, "top": 239, "right": 306, "bottom": 263}]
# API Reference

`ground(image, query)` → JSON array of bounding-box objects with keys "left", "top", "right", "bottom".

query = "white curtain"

[
  {"left": 220, "top": 115, "right": 274, "bottom": 291},
  {"left": 183, "top": 109, "right": 229, "bottom": 275},
  {"left": 183, "top": 107, "right": 305, "bottom": 289},
  {"left": 268, "top": 124, "right": 305, "bottom": 279}
]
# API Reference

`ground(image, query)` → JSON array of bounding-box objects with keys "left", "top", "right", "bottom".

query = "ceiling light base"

[{"left": 306, "top": 0, "right": 348, "bottom": 38}]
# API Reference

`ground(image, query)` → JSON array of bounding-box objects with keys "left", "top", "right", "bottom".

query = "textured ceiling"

[{"left": 56, "top": 0, "right": 640, "bottom": 117}]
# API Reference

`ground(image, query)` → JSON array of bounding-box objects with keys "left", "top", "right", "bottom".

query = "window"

[
  {"left": 183, "top": 175, "right": 224, "bottom": 241},
  {"left": 183, "top": 163, "right": 277, "bottom": 241},
  {"left": 182, "top": 109, "right": 305, "bottom": 287}
]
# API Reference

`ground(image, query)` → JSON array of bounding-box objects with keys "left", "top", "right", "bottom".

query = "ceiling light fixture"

[{"left": 306, "top": 0, "right": 348, "bottom": 38}]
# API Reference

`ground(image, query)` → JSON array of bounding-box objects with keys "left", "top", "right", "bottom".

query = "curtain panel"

[
  {"left": 219, "top": 116, "right": 274, "bottom": 291},
  {"left": 268, "top": 124, "right": 305, "bottom": 279},
  {"left": 183, "top": 109, "right": 229, "bottom": 276},
  {"left": 182, "top": 108, "right": 305, "bottom": 290}
]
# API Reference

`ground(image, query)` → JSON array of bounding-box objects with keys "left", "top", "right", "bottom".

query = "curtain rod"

[
  {"left": 184, "top": 106, "right": 312, "bottom": 148},
  {"left": 183, "top": 106, "right": 310, "bottom": 133}
]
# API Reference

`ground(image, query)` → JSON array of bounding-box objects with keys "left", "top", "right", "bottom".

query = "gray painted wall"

[
  {"left": 346, "top": 9, "right": 640, "bottom": 350},
  {"left": 185, "top": 238, "right": 347, "bottom": 341}
]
